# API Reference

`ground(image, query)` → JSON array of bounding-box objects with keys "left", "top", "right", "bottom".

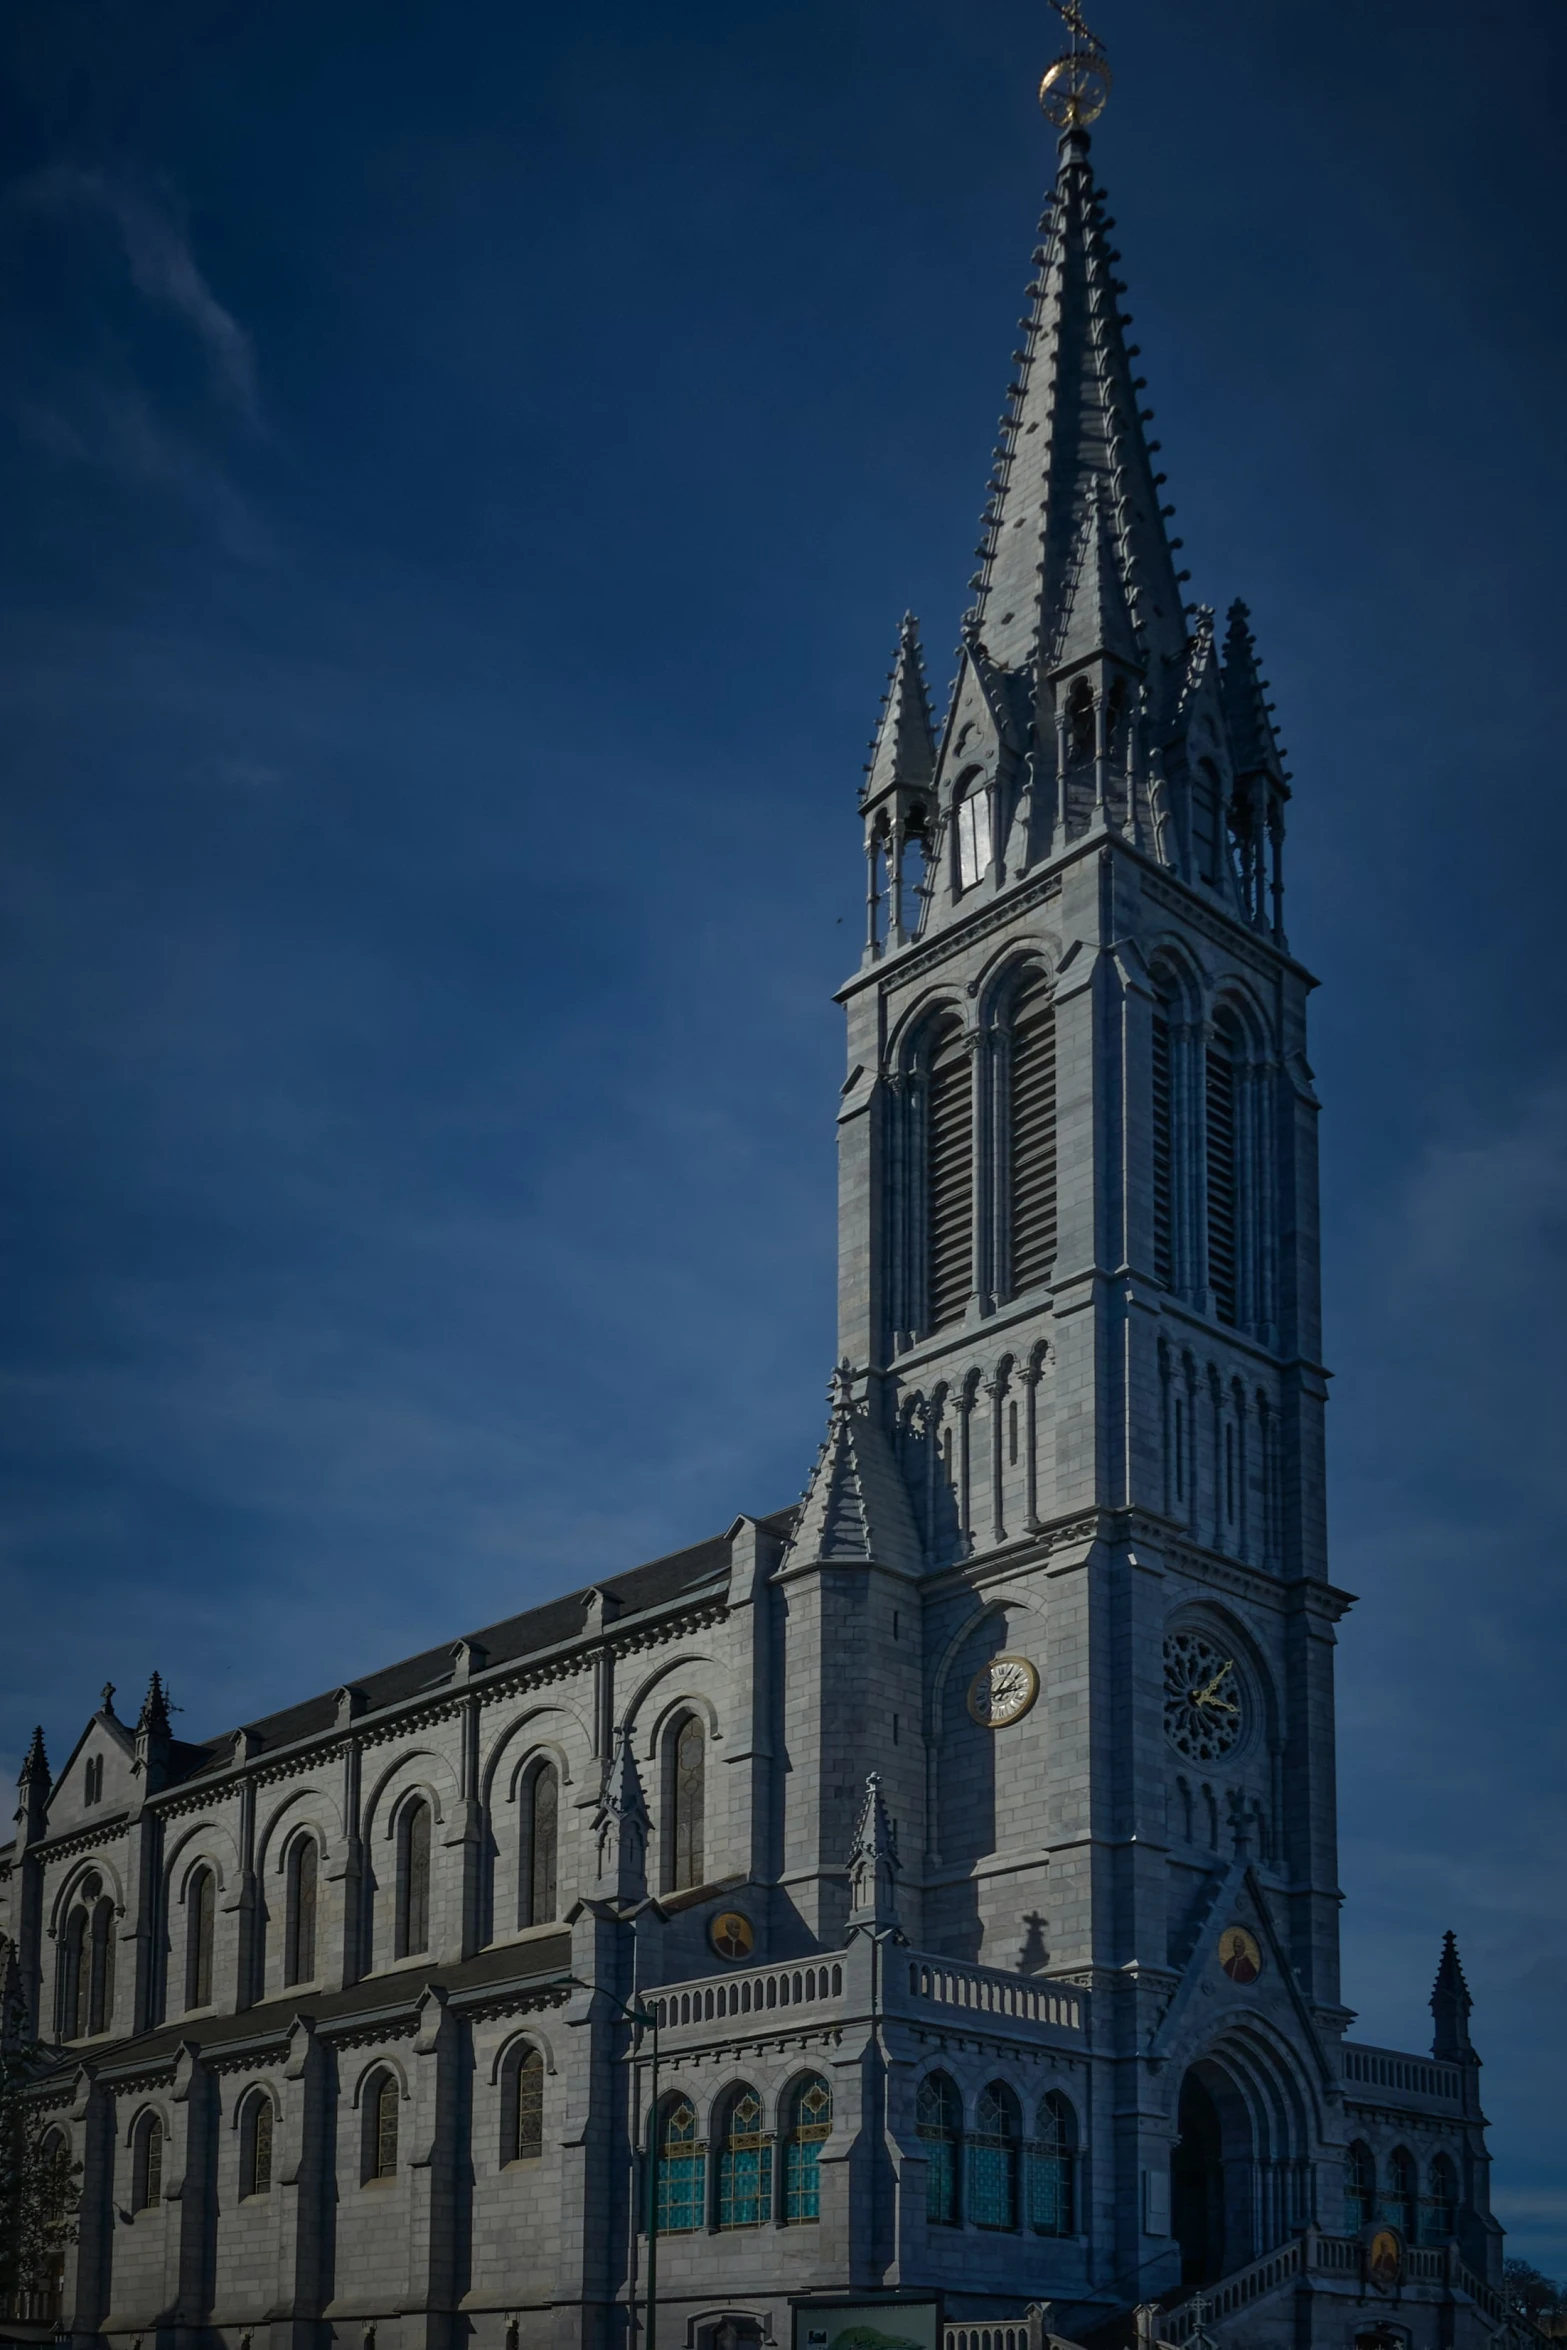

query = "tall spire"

[
  {"left": 1430, "top": 1929, "right": 1475, "bottom": 2063},
  {"left": 970, "top": 116, "right": 1188, "bottom": 688}
]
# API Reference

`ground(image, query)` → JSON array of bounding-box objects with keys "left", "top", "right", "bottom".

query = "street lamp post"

[{"left": 574, "top": 1976, "right": 660, "bottom": 2350}]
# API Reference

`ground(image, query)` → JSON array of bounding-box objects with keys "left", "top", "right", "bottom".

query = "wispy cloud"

[{"left": 22, "top": 167, "right": 261, "bottom": 425}]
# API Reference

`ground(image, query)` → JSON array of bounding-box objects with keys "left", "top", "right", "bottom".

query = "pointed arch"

[
  {"left": 715, "top": 2081, "right": 771, "bottom": 2229},
  {"left": 917, "top": 2069, "right": 962, "bottom": 2226},
  {"left": 781, "top": 2073, "right": 831, "bottom": 2224},
  {"left": 662, "top": 1711, "right": 706, "bottom": 1895},
  {"left": 968, "top": 2079, "right": 1022, "bottom": 2230},
  {"left": 888, "top": 1000, "right": 975, "bottom": 1345},
  {"left": 653, "top": 2091, "right": 705, "bottom": 2235},
  {"left": 396, "top": 1795, "right": 432, "bottom": 1958},
  {"left": 284, "top": 1831, "right": 320, "bottom": 1987},
  {"left": 1029, "top": 2088, "right": 1078, "bottom": 2236},
  {"left": 518, "top": 1755, "right": 560, "bottom": 1927}
]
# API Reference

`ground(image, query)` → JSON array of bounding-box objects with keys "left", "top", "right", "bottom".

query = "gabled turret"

[
  {"left": 1220, "top": 598, "right": 1290, "bottom": 940},
  {"left": 785, "top": 1366, "right": 924, "bottom": 1577},
  {"left": 860, "top": 615, "right": 938, "bottom": 954}
]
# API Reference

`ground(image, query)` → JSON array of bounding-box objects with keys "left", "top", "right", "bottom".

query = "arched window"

[
  {"left": 285, "top": 1836, "right": 318, "bottom": 1987},
  {"left": 59, "top": 1906, "right": 87, "bottom": 2041},
  {"left": 132, "top": 2112, "right": 164, "bottom": 2212},
  {"left": 185, "top": 1867, "right": 215, "bottom": 2010},
  {"left": 1067, "top": 677, "right": 1095, "bottom": 766},
  {"left": 1006, "top": 968, "right": 1057, "bottom": 1295},
  {"left": 968, "top": 2080, "right": 1021, "bottom": 2231},
  {"left": 87, "top": 1884, "right": 114, "bottom": 2037},
  {"left": 654, "top": 2095, "right": 704, "bottom": 2235},
  {"left": 716, "top": 2085, "right": 771, "bottom": 2229},
  {"left": 671, "top": 1716, "right": 704, "bottom": 1895},
  {"left": 241, "top": 2092, "right": 274, "bottom": 2198},
  {"left": 1029, "top": 2090, "right": 1077, "bottom": 2236},
  {"left": 782, "top": 2074, "right": 831, "bottom": 2224},
  {"left": 1152, "top": 987, "right": 1175, "bottom": 1289},
  {"left": 1192, "top": 759, "right": 1222, "bottom": 885},
  {"left": 1205, "top": 1017, "right": 1240, "bottom": 1326},
  {"left": 398, "top": 1800, "right": 432, "bottom": 1958},
  {"left": 1384, "top": 2146, "right": 1417, "bottom": 2238},
  {"left": 917, "top": 2071, "right": 961, "bottom": 2227},
  {"left": 509, "top": 2045, "right": 545, "bottom": 2163},
  {"left": 523, "top": 1762, "right": 559, "bottom": 1927},
  {"left": 955, "top": 780, "right": 990, "bottom": 893},
  {"left": 925, "top": 1014, "right": 972, "bottom": 1332},
  {"left": 84, "top": 1755, "right": 103, "bottom": 1806},
  {"left": 366, "top": 2072, "right": 399, "bottom": 2181},
  {"left": 1426, "top": 2152, "right": 1458, "bottom": 2244}
]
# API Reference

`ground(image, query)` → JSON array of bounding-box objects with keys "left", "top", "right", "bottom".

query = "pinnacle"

[
  {"left": 19, "top": 1725, "right": 47, "bottom": 1781},
  {"left": 138, "top": 1671, "right": 171, "bottom": 1736},
  {"left": 860, "top": 617, "right": 935, "bottom": 812},
  {"left": 1221, "top": 599, "right": 1287, "bottom": 782}
]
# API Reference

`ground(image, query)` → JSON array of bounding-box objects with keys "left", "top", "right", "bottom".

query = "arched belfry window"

[
  {"left": 1205, "top": 1014, "right": 1241, "bottom": 1326},
  {"left": 1004, "top": 966, "right": 1057, "bottom": 1295},
  {"left": 1152, "top": 986, "right": 1175, "bottom": 1289},
  {"left": 185, "top": 1866, "right": 215, "bottom": 2010},
  {"left": 925, "top": 1014, "right": 972, "bottom": 1332},
  {"left": 522, "top": 1760, "right": 559, "bottom": 1926},
  {"left": 666, "top": 1715, "right": 705, "bottom": 1894},
  {"left": 397, "top": 1800, "right": 432, "bottom": 1958},
  {"left": 285, "top": 1836, "right": 318, "bottom": 1987}
]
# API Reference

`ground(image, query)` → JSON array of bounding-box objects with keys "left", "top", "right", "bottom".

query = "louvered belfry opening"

[
  {"left": 1206, "top": 1028, "right": 1238, "bottom": 1325},
  {"left": 1152, "top": 1005, "right": 1174, "bottom": 1289},
  {"left": 1008, "top": 969, "right": 1057, "bottom": 1294},
  {"left": 925, "top": 1015, "right": 973, "bottom": 1330}
]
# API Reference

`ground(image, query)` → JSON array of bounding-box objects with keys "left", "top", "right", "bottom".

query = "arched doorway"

[{"left": 1172, "top": 2062, "right": 1254, "bottom": 2286}]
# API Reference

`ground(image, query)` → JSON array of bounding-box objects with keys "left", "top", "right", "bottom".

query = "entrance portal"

[{"left": 1172, "top": 2071, "right": 1226, "bottom": 2285}]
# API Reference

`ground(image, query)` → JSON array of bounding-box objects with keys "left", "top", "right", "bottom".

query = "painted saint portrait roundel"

[
  {"left": 1367, "top": 2227, "right": 1403, "bottom": 2288},
  {"left": 1218, "top": 1924, "right": 1263, "bottom": 1984},
  {"left": 709, "top": 1910, "right": 755, "bottom": 1962}
]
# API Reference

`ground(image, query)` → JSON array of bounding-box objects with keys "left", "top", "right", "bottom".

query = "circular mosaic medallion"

[
  {"left": 1218, "top": 1924, "right": 1262, "bottom": 1985},
  {"left": 709, "top": 1910, "right": 755, "bottom": 1962}
]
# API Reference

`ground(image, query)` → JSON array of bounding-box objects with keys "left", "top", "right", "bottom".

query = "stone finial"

[
  {"left": 846, "top": 1771, "right": 900, "bottom": 1934},
  {"left": 1431, "top": 1928, "right": 1475, "bottom": 2062},
  {"left": 592, "top": 1725, "right": 649, "bottom": 1905},
  {"left": 137, "top": 1672, "right": 171, "bottom": 1737},
  {"left": 99, "top": 1683, "right": 117, "bottom": 1718},
  {"left": 14, "top": 1727, "right": 49, "bottom": 1844}
]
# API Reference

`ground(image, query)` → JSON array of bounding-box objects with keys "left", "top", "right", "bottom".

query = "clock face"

[
  {"left": 967, "top": 1654, "right": 1040, "bottom": 1729},
  {"left": 1164, "top": 1630, "right": 1246, "bottom": 1761}
]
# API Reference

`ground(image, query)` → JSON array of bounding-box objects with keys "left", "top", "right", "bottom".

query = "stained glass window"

[
  {"left": 673, "top": 1718, "right": 704, "bottom": 1892},
  {"left": 783, "top": 2076, "right": 831, "bottom": 2223},
  {"left": 656, "top": 2097, "right": 704, "bottom": 2234},
  {"left": 1345, "top": 2142, "right": 1375, "bottom": 2230},
  {"left": 968, "top": 2081, "right": 1020, "bottom": 2231},
  {"left": 515, "top": 2048, "right": 544, "bottom": 2162},
  {"left": 718, "top": 2087, "right": 771, "bottom": 2229},
  {"left": 373, "top": 2075, "right": 400, "bottom": 2179},
  {"left": 917, "top": 2072, "right": 961, "bottom": 2226},
  {"left": 1028, "top": 2091, "right": 1076, "bottom": 2235},
  {"left": 528, "top": 1766, "right": 559, "bottom": 1925},
  {"left": 287, "top": 1838, "right": 318, "bottom": 1986}
]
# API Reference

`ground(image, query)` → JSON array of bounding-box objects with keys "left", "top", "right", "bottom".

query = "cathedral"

[{"left": 0, "top": 36, "right": 1523, "bottom": 2350}]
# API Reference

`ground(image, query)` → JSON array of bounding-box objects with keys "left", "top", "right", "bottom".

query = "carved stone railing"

[
  {"left": 650, "top": 1958, "right": 844, "bottom": 2035},
  {"left": 1342, "top": 2040, "right": 1463, "bottom": 2106},
  {"left": 1156, "top": 2234, "right": 1549, "bottom": 2347},
  {"left": 900, "top": 1955, "right": 1086, "bottom": 2037}
]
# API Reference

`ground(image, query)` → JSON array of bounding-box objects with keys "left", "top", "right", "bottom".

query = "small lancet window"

[{"left": 955, "top": 782, "right": 990, "bottom": 891}]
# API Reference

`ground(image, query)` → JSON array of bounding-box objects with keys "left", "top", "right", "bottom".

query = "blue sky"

[{"left": 3, "top": 0, "right": 1565, "bottom": 2268}]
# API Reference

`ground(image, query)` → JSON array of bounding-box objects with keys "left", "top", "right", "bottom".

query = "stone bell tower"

[{"left": 788, "top": 58, "right": 1343, "bottom": 2043}]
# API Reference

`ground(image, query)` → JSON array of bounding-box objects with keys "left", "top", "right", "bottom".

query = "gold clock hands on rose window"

[{"left": 1193, "top": 1660, "right": 1239, "bottom": 1713}]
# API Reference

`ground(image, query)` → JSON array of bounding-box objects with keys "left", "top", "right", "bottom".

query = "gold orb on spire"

[{"left": 1039, "top": 0, "right": 1112, "bottom": 128}]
